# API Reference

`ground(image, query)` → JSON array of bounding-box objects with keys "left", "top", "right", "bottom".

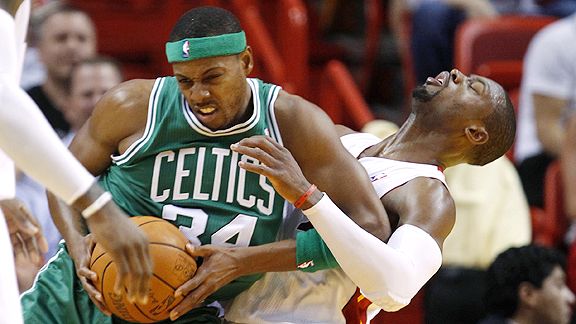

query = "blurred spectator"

[
  {"left": 25, "top": 1, "right": 96, "bottom": 137},
  {"left": 424, "top": 157, "right": 531, "bottom": 324},
  {"left": 562, "top": 115, "right": 576, "bottom": 221},
  {"left": 479, "top": 244, "right": 575, "bottom": 324},
  {"left": 62, "top": 56, "right": 123, "bottom": 139},
  {"left": 16, "top": 56, "right": 123, "bottom": 261},
  {"left": 390, "top": 0, "right": 576, "bottom": 85},
  {"left": 19, "top": 0, "right": 55, "bottom": 89},
  {"left": 515, "top": 13, "right": 576, "bottom": 208}
]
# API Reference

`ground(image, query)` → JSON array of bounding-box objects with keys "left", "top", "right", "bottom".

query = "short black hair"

[
  {"left": 484, "top": 244, "right": 566, "bottom": 318},
  {"left": 470, "top": 90, "right": 516, "bottom": 166},
  {"left": 168, "top": 6, "right": 243, "bottom": 42}
]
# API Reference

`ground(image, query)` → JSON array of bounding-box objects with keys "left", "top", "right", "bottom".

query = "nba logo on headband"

[{"left": 182, "top": 40, "right": 190, "bottom": 58}]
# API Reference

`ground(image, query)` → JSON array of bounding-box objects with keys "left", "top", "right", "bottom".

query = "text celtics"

[{"left": 149, "top": 147, "right": 276, "bottom": 215}]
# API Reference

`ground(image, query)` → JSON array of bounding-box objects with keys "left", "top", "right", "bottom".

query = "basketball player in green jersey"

[{"left": 21, "top": 6, "right": 389, "bottom": 324}]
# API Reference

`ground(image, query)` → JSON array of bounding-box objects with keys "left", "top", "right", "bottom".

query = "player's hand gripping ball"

[{"left": 90, "top": 216, "right": 196, "bottom": 323}]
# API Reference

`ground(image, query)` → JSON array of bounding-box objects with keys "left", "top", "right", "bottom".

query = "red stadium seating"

[
  {"left": 395, "top": 11, "right": 416, "bottom": 119},
  {"left": 454, "top": 15, "right": 556, "bottom": 77},
  {"left": 531, "top": 160, "right": 569, "bottom": 248},
  {"left": 317, "top": 60, "right": 375, "bottom": 130},
  {"left": 69, "top": 0, "right": 227, "bottom": 79}
]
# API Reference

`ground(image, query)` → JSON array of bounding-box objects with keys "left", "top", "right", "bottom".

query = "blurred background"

[{"left": 15, "top": 0, "right": 576, "bottom": 323}]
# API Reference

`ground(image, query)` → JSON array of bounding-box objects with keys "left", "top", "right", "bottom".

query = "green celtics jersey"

[{"left": 99, "top": 77, "right": 288, "bottom": 302}]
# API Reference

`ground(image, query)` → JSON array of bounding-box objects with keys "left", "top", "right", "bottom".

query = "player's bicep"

[
  {"left": 68, "top": 79, "right": 152, "bottom": 176},
  {"left": 68, "top": 121, "right": 114, "bottom": 176},
  {"left": 277, "top": 95, "right": 389, "bottom": 239}
]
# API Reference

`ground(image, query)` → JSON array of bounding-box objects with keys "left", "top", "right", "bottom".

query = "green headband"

[{"left": 165, "top": 31, "right": 247, "bottom": 63}]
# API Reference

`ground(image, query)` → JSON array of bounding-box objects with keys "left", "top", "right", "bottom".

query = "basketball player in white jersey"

[
  {"left": 0, "top": 2, "right": 152, "bottom": 322},
  {"left": 187, "top": 69, "right": 516, "bottom": 323}
]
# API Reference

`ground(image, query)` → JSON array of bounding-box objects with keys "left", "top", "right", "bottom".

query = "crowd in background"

[{"left": 9, "top": 0, "right": 576, "bottom": 323}]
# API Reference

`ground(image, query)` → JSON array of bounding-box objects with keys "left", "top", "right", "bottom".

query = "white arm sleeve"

[
  {"left": 0, "top": 81, "right": 94, "bottom": 204},
  {"left": 0, "top": 4, "right": 94, "bottom": 204},
  {"left": 303, "top": 194, "right": 442, "bottom": 311}
]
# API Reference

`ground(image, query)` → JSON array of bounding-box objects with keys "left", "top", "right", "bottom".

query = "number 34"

[{"left": 161, "top": 204, "right": 257, "bottom": 247}]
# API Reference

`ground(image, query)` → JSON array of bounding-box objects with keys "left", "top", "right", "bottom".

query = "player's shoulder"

[
  {"left": 274, "top": 90, "right": 313, "bottom": 112},
  {"left": 335, "top": 124, "right": 356, "bottom": 136},
  {"left": 90, "top": 79, "right": 156, "bottom": 130},
  {"left": 97, "top": 79, "right": 156, "bottom": 112},
  {"left": 272, "top": 90, "right": 330, "bottom": 127}
]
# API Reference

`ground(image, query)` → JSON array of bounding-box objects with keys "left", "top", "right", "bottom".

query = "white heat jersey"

[
  {"left": 225, "top": 132, "right": 446, "bottom": 324},
  {"left": 341, "top": 132, "right": 447, "bottom": 197},
  {"left": 0, "top": 0, "right": 29, "bottom": 201},
  {"left": 0, "top": 150, "right": 15, "bottom": 201},
  {"left": 0, "top": 3, "right": 30, "bottom": 324}
]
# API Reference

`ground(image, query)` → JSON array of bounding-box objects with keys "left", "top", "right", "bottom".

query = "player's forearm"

[
  {"left": 302, "top": 194, "right": 442, "bottom": 311},
  {"left": 0, "top": 81, "right": 95, "bottom": 204},
  {"left": 562, "top": 116, "right": 576, "bottom": 220},
  {"left": 233, "top": 240, "right": 297, "bottom": 275},
  {"left": 47, "top": 191, "right": 87, "bottom": 246}
]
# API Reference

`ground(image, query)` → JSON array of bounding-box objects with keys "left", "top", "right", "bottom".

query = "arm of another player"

[
  {"left": 1, "top": 198, "right": 48, "bottom": 266},
  {"left": 168, "top": 91, "right": 390, "bottom": 319},
  {"left": 45, "top": 80, "right": 155, "bottom": 305},
  {"left": 562, "top": 114, "right": 576, "bottom": 221},
  {"left": 274, "top": 91, "right": 391, "bottom": 240},
  {"left": 233, "top": 135, "right": 447, "bottom": 311}
]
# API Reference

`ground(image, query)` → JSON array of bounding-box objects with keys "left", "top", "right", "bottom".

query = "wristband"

[
  {"left": 293, "top": 184, "right": 317, "bottom": 209},
  {"left": 81, "top": 192, "right": 113, "bottom": 219}
]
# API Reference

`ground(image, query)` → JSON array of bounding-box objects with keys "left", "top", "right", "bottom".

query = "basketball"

[{"left": 90, "top": 216, "right": 197, "bottom": 323}]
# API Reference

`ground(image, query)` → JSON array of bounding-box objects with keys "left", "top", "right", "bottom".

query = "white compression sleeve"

[
  {"left": 303, "top": 194, "right": 442, "bottom": 311},
  {"left": 0, "top": 81, "right": 94, "bottom": 204}
]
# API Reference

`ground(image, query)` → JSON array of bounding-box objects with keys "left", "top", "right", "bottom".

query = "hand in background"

[{"left": 1, "top": 197, "right": 48, "bottom": 266}]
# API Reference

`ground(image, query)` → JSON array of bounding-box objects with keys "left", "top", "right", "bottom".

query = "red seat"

[
  {"left": 230, "top": 0, "right": 292, "bottom": 91},
  {"left": 475, "top": 60, "right": 524, "bottom": 92},
  {"left": 454, "top": 15, "right": 556, "bottom": 78},
  {"left": 69, "top": 0, "right": 225, "bottom": 79},
  {"left": 317, "top": 60, "right": 375, "bottom": 130},
  {"left": 394, "top": 11, "right": 416, "bottom": 119},
  {"left": 531, "top": 160, "right": 569, "bottom": 248}
]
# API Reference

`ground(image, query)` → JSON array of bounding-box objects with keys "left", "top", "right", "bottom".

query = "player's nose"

[{"left": 450, "top": 68, "right": 465, "bottom": 84}]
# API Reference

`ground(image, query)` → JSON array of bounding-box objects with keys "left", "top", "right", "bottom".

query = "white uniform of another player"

[
  {"left": 0, "top": 2, "right": 96, "bottom": 323},
  {"left": 0, "top": 3, "right": 30, "bottom": 323},
  {"left": 226, "top": 132, "right": 446, "bottom": 323}
]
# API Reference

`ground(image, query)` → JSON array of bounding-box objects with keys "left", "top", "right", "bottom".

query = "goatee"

[{"left": 412, "top": 85, "right": 437, "bottom": 102}]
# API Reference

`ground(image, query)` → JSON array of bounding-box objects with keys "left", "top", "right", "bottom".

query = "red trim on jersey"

[{"left": 342, "top": 288, "right": 373, "bottom": 324}]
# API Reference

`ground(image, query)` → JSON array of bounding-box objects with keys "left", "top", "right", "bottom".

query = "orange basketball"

[{"left": 90, "top": 216, "right": 197, "bottom": 323}]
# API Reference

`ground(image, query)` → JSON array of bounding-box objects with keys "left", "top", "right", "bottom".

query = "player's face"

[
  {"left": 38, "top": 12, "right": 96, "bottom": 81},
  {"left": 412, "top": 69, "right": 502, "bottom": 123},
  {"left": 172, "top": 49, "right": 253, "bottom": 131},
  {"left": 531, "top": 266, "right": 574, "bottom": 324},
  {"left": 66, "top": 63, "right": 122, "bottom": 130}
]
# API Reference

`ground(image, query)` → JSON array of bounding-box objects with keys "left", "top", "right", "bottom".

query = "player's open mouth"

[
  {"left": 197, "top": 106, "right": 216, "bottom": 115},
  {"left": 425, "top": 71, "right": 450, "bottom": 87}
]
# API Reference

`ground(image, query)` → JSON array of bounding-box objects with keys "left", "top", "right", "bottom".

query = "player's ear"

[
  {"left": 518, "top": 282, "right": 539, "bottom": 307},
  {"left": 239, "top": 46, "right": 253, "bottom": 76},
  {"left": 465, "top": 124, "right": 488, "bottom": 145}
]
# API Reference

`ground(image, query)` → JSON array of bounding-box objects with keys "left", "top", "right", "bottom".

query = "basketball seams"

[
  {"left": 150, "top": 241, "right": 186, "bottom": 250},
  {"left": 91, "top": 216, "right": 196, "bottom": 322},
  {"left": 133, "top": 218, "right": 165, "bottom": 227},
  {"left": 123, "top": 286, "right": 157, "bottom": 323},
  {"left": 148, "top": 243, "right": 193, "bottom": 290},
  {"left": 89, "top": 250, "right": 108, "bottom": 269}
]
